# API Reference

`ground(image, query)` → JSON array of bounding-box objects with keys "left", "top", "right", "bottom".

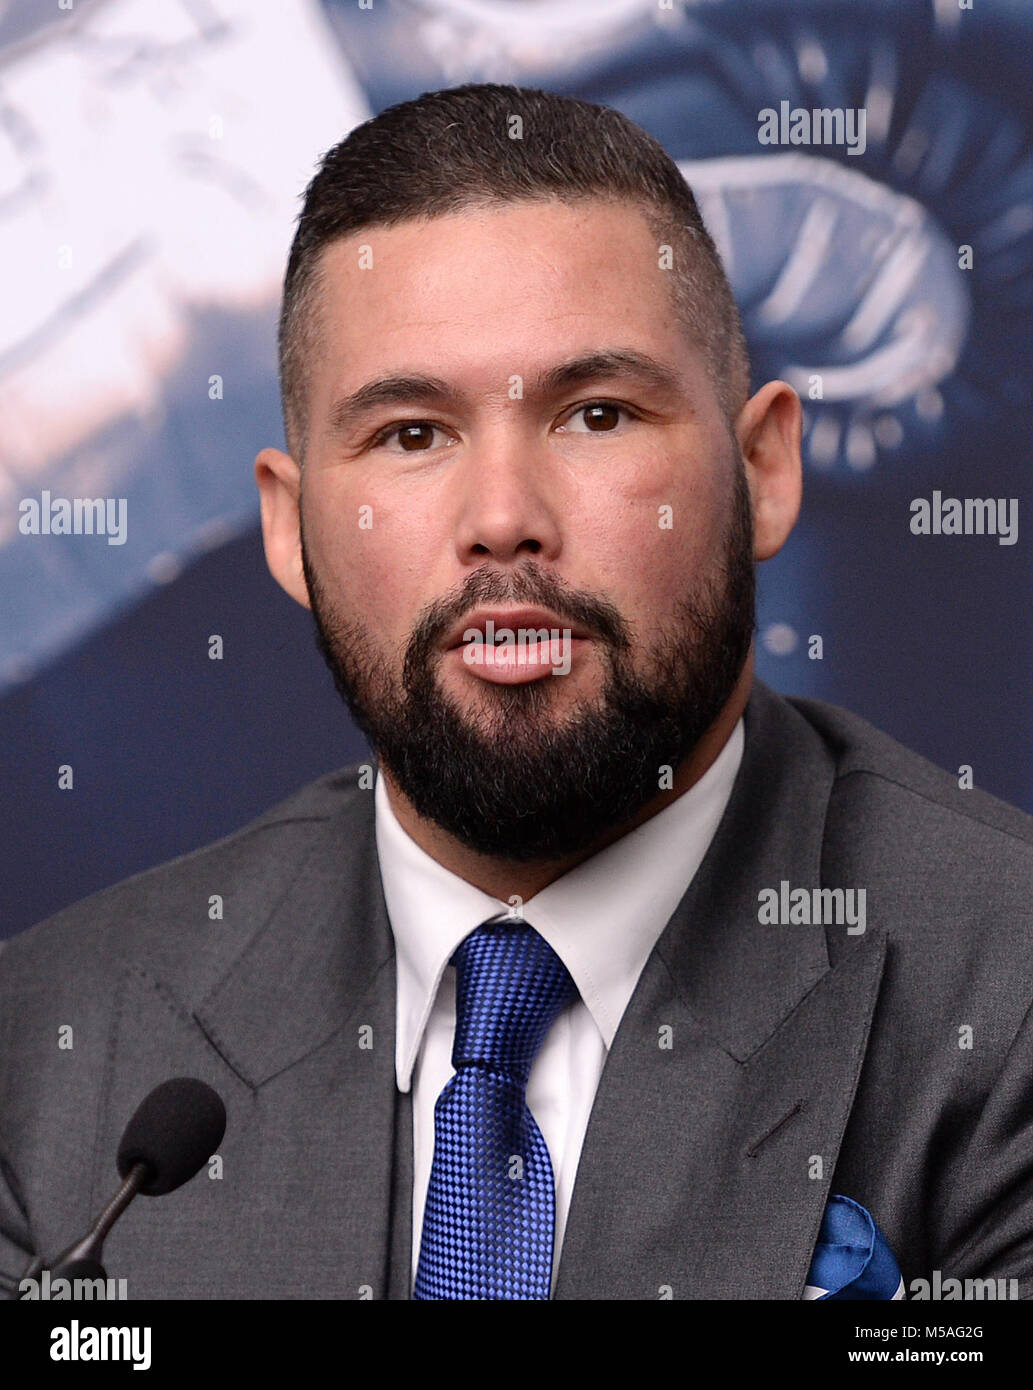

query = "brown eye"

[
  {"left": 582, "top": 403, "right": 621, "bottom": 431},
  {"left": 561, "top": 402, "right": 634, "bottom": 435},
  {"left": 397, "top": 423, "right": 435, "bottom": 450},
  {"left": 371, "top": 420, "right": 453, "bottom": 453}
]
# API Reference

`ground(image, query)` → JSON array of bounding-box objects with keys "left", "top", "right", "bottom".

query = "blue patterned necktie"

[{"left": 413, "top": 915, "right": 579, "bottom": 1300}]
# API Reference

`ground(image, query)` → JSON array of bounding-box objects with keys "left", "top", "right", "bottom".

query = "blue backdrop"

[{"left": 2, "top": 0, "right": 1030, "bottom": 939}]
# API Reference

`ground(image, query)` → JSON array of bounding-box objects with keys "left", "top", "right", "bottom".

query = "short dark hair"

[{"left": 278, "top": 82, "right": 750, "bottom": 463}]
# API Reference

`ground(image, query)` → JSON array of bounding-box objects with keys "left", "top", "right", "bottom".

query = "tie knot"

[{"left": 450, "top": 917, "right": 579, "bottom": 1083}]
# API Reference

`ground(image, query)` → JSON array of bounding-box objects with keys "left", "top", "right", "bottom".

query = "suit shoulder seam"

[{"left": 831, "top": 766, "right": 1033, "bottom": 853}]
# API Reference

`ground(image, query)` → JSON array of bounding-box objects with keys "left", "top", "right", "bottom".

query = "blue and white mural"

[{"left": 3, "top": 0, "right": 1030, "bottom": 934}]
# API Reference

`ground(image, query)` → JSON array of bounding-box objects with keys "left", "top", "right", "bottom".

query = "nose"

[{"left": 451, "top": 434, "right": 564, "bottom": 567}]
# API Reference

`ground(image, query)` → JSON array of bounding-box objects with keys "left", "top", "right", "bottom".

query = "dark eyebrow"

[
  {"left": 325, "top": 374, "right": 457, "bottom": 441},
  {"left": 535, "top": 349, "right": 685, "bottom": 400},
  {"left": 323, "top": 348, "right": 687, "bottom": 441}
]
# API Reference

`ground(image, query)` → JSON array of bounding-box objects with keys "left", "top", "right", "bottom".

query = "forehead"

[{"left": 306, "top": 198, "right": 702, "bottom": 406}]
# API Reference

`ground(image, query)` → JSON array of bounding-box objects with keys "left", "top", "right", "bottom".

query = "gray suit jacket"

[{"left": 3, "top": 679, "right": 1033, "bottom": 1300}]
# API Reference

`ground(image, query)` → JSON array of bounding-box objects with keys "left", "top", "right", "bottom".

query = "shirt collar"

[{"left": 375, "top": 718, "right": 744, "bottom": 1090}]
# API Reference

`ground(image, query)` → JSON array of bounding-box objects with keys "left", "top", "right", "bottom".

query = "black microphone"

[
  {"left": 115, "top": 1076, "right": 226, "bottom": 1196},
  {"left": 23, "top": 1077, "right": 226, "bottom": 1284}
]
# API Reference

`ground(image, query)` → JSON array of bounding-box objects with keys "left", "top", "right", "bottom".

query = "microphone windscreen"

[{"left": 116, "top": 1078, "right": 227, "bottom": 1196}]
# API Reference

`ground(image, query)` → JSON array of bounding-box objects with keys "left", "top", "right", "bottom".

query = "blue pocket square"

[{"left": 804, "top": 1194, "right": 905, "bottom": 1300}]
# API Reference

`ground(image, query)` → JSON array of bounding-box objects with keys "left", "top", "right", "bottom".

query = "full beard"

[{"left": 301, "top": 460, "right": 755, "bottom": 862}]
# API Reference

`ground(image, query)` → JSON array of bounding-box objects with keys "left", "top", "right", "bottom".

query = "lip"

[
  {"left": 442, "top": 606, "right": 590, "bottom": 652},
  {"left": 444, "top": 634, "right": 589, "bottom": 684}
]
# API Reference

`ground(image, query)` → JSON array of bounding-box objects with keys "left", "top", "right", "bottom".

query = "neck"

[{"left": 380, "top": 654, "right": 753, "bottom": 903}]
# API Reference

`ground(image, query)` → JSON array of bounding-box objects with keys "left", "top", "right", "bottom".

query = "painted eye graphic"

[
  {"left": 663, "top": 13, "right": 1033, "bottom": 478},
  {"left": 683, "top": 150, "right": 974, "bottom": 473}
]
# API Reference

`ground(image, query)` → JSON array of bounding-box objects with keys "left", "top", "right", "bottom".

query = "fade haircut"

[{"left": 278, "top": 83, "right": 751, "bottom": 465}]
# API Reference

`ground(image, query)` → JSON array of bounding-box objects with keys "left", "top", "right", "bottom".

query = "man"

[{"left": 2, "top": 83, "right": 1033, "bottom": 1302}]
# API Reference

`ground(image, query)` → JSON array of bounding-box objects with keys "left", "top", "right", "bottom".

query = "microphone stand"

[{"left": 21, "top": 1161, "right": 150, "bottom": 1283}]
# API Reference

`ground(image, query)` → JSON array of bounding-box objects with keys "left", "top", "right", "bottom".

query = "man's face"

[{"left": 284, "top": 198, "right": 761, "bottom": 861}]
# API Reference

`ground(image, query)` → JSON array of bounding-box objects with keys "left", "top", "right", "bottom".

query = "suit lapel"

[
  {"left": 553, "top": 681, "right": 887, "bottom": 1299},
  {"left": 194, "top": 787, "right": 393, "bottom": 1090},
  {"left": 97, "top": 782, "right": 405, "bottom": 1297}
]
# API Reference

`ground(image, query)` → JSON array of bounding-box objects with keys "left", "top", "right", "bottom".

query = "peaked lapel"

[
  {"left": 98, "top": 782, "right": 406, "bottom": 1298},
  {"left": 553, "top": 681, "right": 887, "bottom": 1300}
]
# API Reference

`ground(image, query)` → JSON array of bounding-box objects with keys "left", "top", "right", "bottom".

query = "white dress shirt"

[{"left": 373, "top": 717, "right": 744, "bottom": 1294}]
